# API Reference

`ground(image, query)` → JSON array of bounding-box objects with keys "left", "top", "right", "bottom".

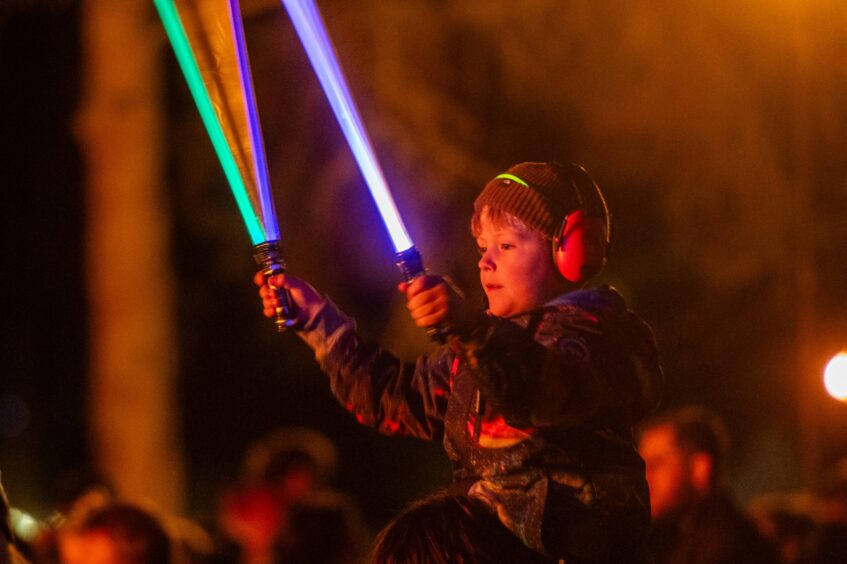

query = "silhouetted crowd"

[{"left": 2, "top": 417, "right": 846, "bottom": 564}]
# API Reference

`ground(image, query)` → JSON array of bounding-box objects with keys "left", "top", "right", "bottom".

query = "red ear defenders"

[
  {"left": 552, "top": 164, "right": 610, "bottom": 284},
  {"left": 553, "top": 210, "right": 609, "bottom": 284}
]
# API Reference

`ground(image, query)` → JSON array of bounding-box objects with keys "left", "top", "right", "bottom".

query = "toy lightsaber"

[
  {"left": 281, "top": 0, "right": 445, "bottom": 340},
  {"left": 155, "top": 0, "right": 297, "bottom": 331}
]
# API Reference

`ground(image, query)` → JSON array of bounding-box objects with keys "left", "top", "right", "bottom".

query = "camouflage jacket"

[{"left": 298, "top": 286, "right": 663, "bottom": 562}]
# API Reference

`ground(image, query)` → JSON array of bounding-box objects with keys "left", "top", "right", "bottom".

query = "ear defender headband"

[
  {"left": 489, "top": 163, "right": 610, "bottom": 284},
  {"left": 551, "top": 164, "right": 610, "bottom": 284},
  {"left": 553, "top": 210, "right": 609, "bottom": 283}
]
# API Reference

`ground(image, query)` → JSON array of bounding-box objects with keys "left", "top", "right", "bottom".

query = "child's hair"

[{"left": 470, "top": 205, "right": 538, "bottom": 239}]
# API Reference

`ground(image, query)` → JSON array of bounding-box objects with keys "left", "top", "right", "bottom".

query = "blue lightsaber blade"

[
  {"left": 281, "top": 0, "right": 445, "bottom": 341},
  {"left": 280, "top": 0, "right": 416, "bottom": 257}
]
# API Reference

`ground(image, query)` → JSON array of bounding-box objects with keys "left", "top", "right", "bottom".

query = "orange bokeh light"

[{"left": 823, "top": 353, "right": 847, "bottom": 401}]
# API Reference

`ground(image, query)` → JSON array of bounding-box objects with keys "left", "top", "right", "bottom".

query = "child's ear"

[
  {"left": 688, "top": 452, "right": 715, "bottom": 494},
  {"left": 553, "top": 210, "right": 608, "bottom": 284}
]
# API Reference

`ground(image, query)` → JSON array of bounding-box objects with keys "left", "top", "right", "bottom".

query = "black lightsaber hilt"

[
  {"left": 395, "top": 246, "right": 449, "bottom": 343},
  {"left": 253, "top": 240, "right": 299, "bottom": 332}
]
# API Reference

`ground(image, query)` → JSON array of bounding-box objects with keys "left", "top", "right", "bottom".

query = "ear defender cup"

[
  {"left": 553, "top": 210, "right": 608, "bottom": 283},
  {"left": 552, "top": 164, "right": 610, "bottom": 284}
]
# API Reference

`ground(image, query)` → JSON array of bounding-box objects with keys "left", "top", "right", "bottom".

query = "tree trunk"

[{"left": 78, "top": 0, "right": 185, "bottom": 513}]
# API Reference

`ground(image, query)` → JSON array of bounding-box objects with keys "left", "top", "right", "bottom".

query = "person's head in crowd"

[
  {"left": 241, "top": 427, "right": 338, "bottom": 502},
  {"left": 57, "top": 503, "right": 171, "bottom": 564},
  {"left": 638, "top": 405, "right": 730, "bottom": 519},
  {"left": 54, "top": 471, "right": 116, "bottom": 519},
  {"left": 748, "top": 492, "right": 816, "bottom": 564},
  {"left": 20, "top": 472, "right": 116, "bottom": 564},
  {"left": 799, "top": 456, "right": 847, "bottom": 564},
  {"left": 218, "top": 428, "right": 341, "bottom": 562},
  {"left": 813, "top": 456, "right": 847, "bottom": 525},
  {"left": 273, "top": 491, "right": 366, "bottom": 564},
  {"left": 371, "top": 491, "right": 555, "bottom": 564}
]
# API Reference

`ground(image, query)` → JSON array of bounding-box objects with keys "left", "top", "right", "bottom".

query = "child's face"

[{"left": 475, "top": 211, "right": 563, "bottom": 317}]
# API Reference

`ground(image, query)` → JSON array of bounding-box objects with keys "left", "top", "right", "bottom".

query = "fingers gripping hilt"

[
  {"left": 253, "top": 240, "right": 299, "bottom": 332},
  {"left": 395, "top": 247, "right": 450, "bottom": 344}
]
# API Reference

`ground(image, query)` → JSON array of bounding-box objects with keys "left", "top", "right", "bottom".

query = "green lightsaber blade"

[{"left": 154, "top": 0, "right": 265, "bottom": 244}]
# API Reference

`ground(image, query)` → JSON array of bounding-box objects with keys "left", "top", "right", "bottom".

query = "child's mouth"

[{"left": 485, "top": 284, "right": 502, "bottom": 292}]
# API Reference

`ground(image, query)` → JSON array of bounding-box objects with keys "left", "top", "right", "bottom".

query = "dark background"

[{"left": 2, "top": 0, "right": 847, "bottom": 536}]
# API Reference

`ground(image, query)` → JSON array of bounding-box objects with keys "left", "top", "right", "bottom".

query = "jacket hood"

[{"left": 553, "top": 286, "right": 664, "bottom": 421}]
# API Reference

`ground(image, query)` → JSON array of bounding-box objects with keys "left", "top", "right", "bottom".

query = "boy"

[{"left": 257, "top": 162, "right": 663, "bottom": 562}]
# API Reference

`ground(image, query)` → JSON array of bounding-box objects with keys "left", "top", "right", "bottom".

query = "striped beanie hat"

[{"left": 474, "top": 161, "right": 607, "bottom": 240}]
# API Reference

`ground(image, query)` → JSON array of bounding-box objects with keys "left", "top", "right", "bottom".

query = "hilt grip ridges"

[{"left": 253, "top": 240, "right": 299, "bottom": 332}]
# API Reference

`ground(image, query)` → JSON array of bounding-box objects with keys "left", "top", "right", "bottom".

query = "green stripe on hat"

[{"left": 494, "top": 173, "right": 529, "bottom": 187}]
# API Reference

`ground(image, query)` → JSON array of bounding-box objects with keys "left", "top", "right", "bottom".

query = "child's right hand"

[{"left": 254, "top": 271, "right": 324, "bottom": 325}]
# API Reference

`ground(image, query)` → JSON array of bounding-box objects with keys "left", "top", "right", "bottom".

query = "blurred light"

[
  {"left": 823, "top": 352, "right": 847, "bottom": 401},
  {"left": 9, "top": 508, "right": 42, "bottom": 542},
  {"left": 0, "top": 393, "right": 31, "bottom": 438}
]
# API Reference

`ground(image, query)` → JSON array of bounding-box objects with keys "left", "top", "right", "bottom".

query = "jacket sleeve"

[
  {"left": 455, "top": 304, "right": 657, "bottom": 429},
  {"left": 297, "top": 297, "right": 453, "bottom": 440}
]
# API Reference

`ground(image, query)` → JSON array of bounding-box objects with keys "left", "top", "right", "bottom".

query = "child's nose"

[{"left": 478, "top": 251, "right": 495, "bottom": 271}]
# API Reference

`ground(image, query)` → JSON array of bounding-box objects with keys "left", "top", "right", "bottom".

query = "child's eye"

[
  {"left": 476, "top": 246, "right": 487, "bottom": 255},
  {"left": 500, "top": 243, "right": 514, "bottom": 250}
]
